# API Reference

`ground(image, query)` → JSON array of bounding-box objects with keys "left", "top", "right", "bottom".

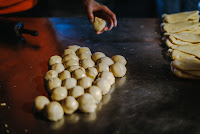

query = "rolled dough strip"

[
  {"left": 171, "top": 59, "right": 200, "bottom": 71},
  {"left": 170, "top": 49, "right": 197, "bottom": 60},
  {"left": 164, "top": 33, "right": 200, "bottom": 43}
]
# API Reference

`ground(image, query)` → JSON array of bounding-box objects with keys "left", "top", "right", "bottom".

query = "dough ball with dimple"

[
  {"left": 92, "top": 52, "right": 106, "bottom": 63},
  {"left": 110, "top": 63, "right": 127, "bottom": 77},
  {"left": 97, "top": 57, "right": 114, "bottom": 66},
  {"left": 69, "top": 86, "right": 84, "bottom": 98},
  {"left": 44, "top": 70, "right": 58, "bottom": 81},
  {"left": 76, "top": 47, "right": 92, "bottom": 56},
  {"left": 51, "top": 87, "right": 67, "bottom": 101},
  {"left": 99, "top": 71, "right": 115, "bottom": 85},
  {"left": 93, "top": 17, "right": 106, "bottom": 32},
  {"left": 95, "top": 63, "right": 109, "bottom": 73},
  {"left": 112, "top": 55, "right": 127, "bottom": 65},
  {"left": 58, "top": 70, "right": 71, "bottom": 81},
  {"left": 72, "top": 68, "right": 86, "bottom": 80},
  {"left": 80, "top": 59, "right": 95, "bottom": 69},
  {"left": 45, "top": 101, "right": 64, "bottom": 121},
  {"left": 67, "top": 45, "right": 80, "bottom": 52},
  {"left": 51, "top": 63, "right": 65, "bottom": 73},
  {"left": 78, "top": 77, "right": 93, "bottom": 89},
  {"left": 88, "top": 86, "right": 102, "bottom": 103},
  {"left": 78, "top": 53, "right": 92, "bottom": 60},
  {"left": 77, "top": 93, "right": 97, "bottom": 113},
  {"left": 94, "top": 78, "right": 111, "bottom": 95},
  {"left": 61, "top": 96, "right": 79, "bottom": 114},
  {"left": 49, "top": 55, "right": 62, "bottom": 66},
  {"left": 62, "top": 49, "right": 75, "bottom": 57},
  {"left": 62, "top": 78, "right": 77, "bottom": 89},
  {"left": 63, "top": 59, "right": 79, "bottom": 69},
  {"left": 62, "top": 54, "right": 79, "bottom": 63},
  {"left": 86, "top": 67, "right": 98, "bottom": 79},
  {"left": 34, "top": 96, "right": 50, "bottom": 112},
  {"left": 48, "top": 77, "right": 62, "bottom": 92}
]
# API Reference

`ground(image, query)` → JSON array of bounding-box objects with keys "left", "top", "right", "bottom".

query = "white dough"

[
  {"left": 86, "top": 67, "right": 98, "bottom": 79},
  {"left": 51, "top": 87, "right": 67, "bottom": 101},
  {"left": 34, "top": 96, "right": 50, "bottom": 112},
  {"left": 95, "top": 63, "right": 109, "bottom": 73},
  {"left": 88, "top": 86, "right": 102, "bottom": 103},
  {"left": 48, "top": 77, "right": 62, "bottom": 92},
  {"left": 62, "top": 49, "right": 75, "bottom": 57},
  {"left": 67, "top": 45, "right": 80, "bottom": 52},
  {"left": 92, "top": 52, "right": 106, "bottom": 63},
  {"left": 78, "top": 53, "right": 92, "bottom": 60},
  {"left": 76, "top": 47, "right": 92, "bottom": 56},
  {"left": 69, "top": 86, "right": 84, "bottom": 98},
  {"left": 93, "top": 17, "right": 106, "bottom": 32},
  {"left": 63, "top": 59, "right": 79, "bottom": 69},
  {"left": 80, "top": 59, "right": 95, "bottom": 69},
  {"left": 49, "top": 55, "right": 62, "bottom": 66},
  {"left": 112, "top": 55, "right": 127, "bottom": 65},
  {"left": 94, "top": 78, "right": 111, "bottom": 95},
  {"left": 44, "top": 70, "right": 58, "bottom": 81},
  {"left": 58, "top": 70, "right": 71, "bottom": 81},
  {"left": 62, "top": 78, "right": 77, "bottom": 89},
  {"left": 110, "top": 63, "right": 127, "bottom": 77},
  {"left": 97, "top": 57, "right": 114, "bottom": 66},
  {"left": 67, "top": 65, "right": 80, "bottom": 72},
  {"left": 62, "top": 54, "right": 79, "bottom": 63},
  {"left": 51, "top": 63, "right": 65, "bottom": 73},
  {"left": 99, "top": 71, "right": 115, "bottom": 85},
  {"left": 72, "top": 68, "right": 86, "bottom": 80},
  {"left": 78, "top": 77, "right": 93, "bottom": 89},
  {"left": 61, "top": 96, "right": 79, "bottom": 114}
]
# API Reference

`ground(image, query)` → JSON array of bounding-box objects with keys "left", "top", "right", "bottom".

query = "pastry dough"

[
  {"left": 44, "top": 70, "right": 58, "bottom": 81},
  {"left": 112, "top": 55, "right": 127, "bottom": 65},
  {"left": 85, "top": 67, "right": 98, "bottom": 79},
  {"left": 94, "top": 78, "right": 111, "bottom": 95},
  {"left": 78, "top": 77, "right": 93, "bottom": 89},
  {"left": 97, "top": 57, "right": 114, "bottom": 66},
  {"left": 51, "top": 87, "right": 67, "bottom": 101},
  {"left": 165, "top": 33, "right": 200, "bottom": 43},
  {"left": 58, "top": 70, "right": 71, "bottom": 81},
  {"left": 92, "top": 52, "right": 106, "bottom": 62},
  {"left": 171, "top": 59, "right": 200, "bottom": 71},
  {"left": 67, "top": 45, "right": 80, "bottom": 52},
  {"left": 62, "top": 78, "right": 77, "bottom": 89},
  {"left": 110, "top": 63, "right": 127, "bottom": 77},
  {"left": 61, "top": 96, "right": 79, "bottom": 114},
  {"left": 88, "top": 86, "right": 102, "bottom": 104},
  {"left": 69, "top": 86, "right": 84, "bottom": 98},
  {"left": 93, "top": 17, "right": 106, "bottom": 32},
  {"left": 34, "top": 96, "right": 50, "bottom": 112},
  {"left": 49, "top": 55, "right": 62, "bottom": 66},
  {"left": 170, "top": 49, "right": 196, "bottom": 60},
  {"left": 80, "top": 59, "right": 95, "bottom": 69}
]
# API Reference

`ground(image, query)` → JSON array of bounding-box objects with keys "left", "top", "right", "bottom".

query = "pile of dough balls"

[{"left": 33, "top": 45, "right": 127, "bottom": 121}]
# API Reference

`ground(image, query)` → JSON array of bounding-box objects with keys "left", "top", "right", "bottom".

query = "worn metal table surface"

[{"left": 0, "top": 17, "right": 200, "bottom": 134}]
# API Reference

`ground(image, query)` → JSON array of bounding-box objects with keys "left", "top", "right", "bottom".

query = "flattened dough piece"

[
  {"left": 163, "top": 10, "right": 199, "bottom": 23},
  {"left": 170, "top": 49, "right": 196, "bottom": 60},
  {"left": 165, "top": 33, "right": 200, "bottom": 43},
  {"left": 168, "top": 35, "right": 197, "bottom": 45},
  {"left": 171, "top": 59, "right": 200, "bottom": 71}
]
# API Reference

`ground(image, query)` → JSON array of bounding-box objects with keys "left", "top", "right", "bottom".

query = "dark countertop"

[{"left": 0, "top": 17, "right": 200, "bottom": 134}]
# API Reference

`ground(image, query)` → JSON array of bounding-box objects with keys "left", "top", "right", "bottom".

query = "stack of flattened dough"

[
  {"left": 33, "top": 45, "right": 127, "bottom": 121},
  {"left": 161, "top": 10, "right": 200, "bottom": 79}
]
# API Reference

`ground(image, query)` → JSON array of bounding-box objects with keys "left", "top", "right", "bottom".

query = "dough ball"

[
  {"left": 93, "top": 17, "right": 106, "bottom": 32},
  {"left": 72, "top": 68, "right": 86, "bottom": 80},
  {"left": 45, "top": 101, "right": 64, "bottom": 121},
  {"left": 61, "top": 96, "right": 79, "bottom": 114},
  {"left": 88, "top": 86, "right": 102, "bottom": 103},
  {"left": 110, "top": 63, "right": 127, "bottom": 77},
  {"left": 95, "top": 63, "right": 109, "bottom": 73},
  {"left": 51, "top": 87, "right": 67, "bottom": 101},
  {"left": 86, "top": 67, "right": 98, "bottom": 79},
  {"left": 67, "top": 45, "right": 80, "bottom": 52},
  {"left": 80, "top": 59, "right": 95, "bottom": 69},
  {"left": 58, "top": 70, "right": 71, "bottom": 81},
  {"left": 92, "top": 52, "right": 106, "bottom": 63},
  {"left": 69, "top": 86, "right": 84, "bottom": 98},
  {"left": 49, "top": 55, "right": 62, "bottom": 66},
  {"left": 51, "top": 63, "right": 65, "bottom": 73},
  {"left": 62, "top": 54, "right": 79, "bottom": 63},
  {"left": 99, "top": 71, "right": 115, "bottom": 85},
  {"left": 48, "top": 77, "right": 62, "bottom": 92},
  {"left": 67, "top": 65, "right": 80, "bottom": 72},
  {"left": 97, "top": 57, "right": 114, "bottom": 66},
  {"left": 62, "top": 78, "right": 77, "bottom": 89},
  {"left": 78, "top": 77, "right": 93, "bottom": 89},
  {"left": 76, "top": 47, "right": 92, "bottom": 56},
  {"left": 77, "top": 93, "right": 97, "bottom": 113},
  {"left": 34, "top": 96, "right": 50, "bottom": 112},
  {"left": 94, "top": 78, "right": 111, "bottom": 95},
  {"left": 62, "top": 49, "right": 75, "bottom": 57},
  {"left": 63, "top": 59, "right": 79, "bottom": 69},
  {"left": 44, "top": 70, "right": 58, "bottom": 81},
  {"left": 112, "top": 55, "right": 127, "bottom": 65},
  {"left": 78, "top": 53, "right": 92, "bottom": 60}
]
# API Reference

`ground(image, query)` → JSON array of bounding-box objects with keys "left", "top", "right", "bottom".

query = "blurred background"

[{"left": 2, "top": 0, "right": 200, "bottom": 18}]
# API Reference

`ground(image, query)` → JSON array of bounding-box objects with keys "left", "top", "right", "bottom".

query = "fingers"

[
  {"left": 102, "top": 6, "right": 117, "bottom": 27},
  {"left": 95, "top": 27, "right": 108, "bottom": 34},
  {"left": 87, "top": 5, "right": 94, "bottom": 23}
]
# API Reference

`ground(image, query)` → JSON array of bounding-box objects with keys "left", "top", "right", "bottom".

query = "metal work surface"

[{"left": 0, "top": 18, "right": 200, "bottom": 134}]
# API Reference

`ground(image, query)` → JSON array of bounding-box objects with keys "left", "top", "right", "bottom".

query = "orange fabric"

[{"left": 0, "top": 0, "right": 37, "bottom": 14}]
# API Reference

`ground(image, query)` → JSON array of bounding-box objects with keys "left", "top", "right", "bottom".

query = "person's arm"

[{"left": 81, "top": 0, "right": 117, "bottom": 34}]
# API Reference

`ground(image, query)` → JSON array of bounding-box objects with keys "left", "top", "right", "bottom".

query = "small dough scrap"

[
  {"left": 171, "top": 59, "right": 200, "bottom": 71},
  {"left": 97, "top": 57, "right": 114, "bottom": 66},
  {"left": 58, "top": 70, "right": 71, "bottom": 81},
  {"left": 94, "top": 78, "right": 111, "bottom": 95},
  {"left": 95, "top": 63, "right": 109, "bottom": 73},
  {"left": 62, "top": 54, "right": 79, "bottom": 63},
  {"left": 51, "top": 87, "right": 67, "bottom": 101},
  {"left": 48, "top": 77, "right": 62, "bottom": 92},
  {"left": 78, "top": 53, "right": 92, "bottom": 60},
  {"left": 112, "top": 55, "right": 127, "bottom": 65},
  {"left": 61, "top": 96, "right": 79, "bottom": 114},
  {"left": 63, "top": 59, "right": 79, "bottom": 69},
  {"left": 72, "top": 68, "right": 86, "bottom": 80},
  {"left": 76, "top": 47, "right": 92, "bottom": 56},
  {"left": 51, "top": 63, "right": 65, "bottom": 73},
  {"left": 62, "top": 78, "right": 77, "bottom": 89},
  {"left": 88, "top": 86, "right": 102, "bottom": 103},
  {"left": 45, "top": 101, "right": 64, "bottom": 121},
  {"left": 80, "top": 59, "right": 95, "bottom": 69},
  {"left": 44, "top": 70, "right": 58, "bottom": 81},
  {"left": 62, "top": 49, "right": 75, "bottom": 57},
  {"left": 69, "top": 86, "right": 84, "bottom": 98},
  {"left": 99, "top": 71, "right": 115, "bottom": 85},
  {"left": 34, "top": 96, "right": 50, "bottom": 112},
  {"left": 92, "top": 52, "right": 106, "bottom": 62},
  {"left": 93, "top": 17, "right": 106, "bottom": 32},
  {"left": 110, "top": 63, "right": 127, "bottom": 77},
  {"left": 86, "top": 67, "right": 98, "bottom": 79},
  {"left": 67, "top": 65, "right": 80, "bottom": 72},
  {"left": 49, "top": 55, "right": 62, "bottom": 66},
  {"left": 67, "top": 45, "right": 80, "bottom": 52},
  {"left": 78, "top": 77, "right": 93, "bottom": 89}
]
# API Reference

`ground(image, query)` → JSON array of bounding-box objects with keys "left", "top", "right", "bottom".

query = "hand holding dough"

[{"left": 93, "top": 17, "right": 106, "bottom": 32}]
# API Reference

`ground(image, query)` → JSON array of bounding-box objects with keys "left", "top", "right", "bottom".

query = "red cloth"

[{"left": 0, "top": 0, "right": 37, "bottom": 14}]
